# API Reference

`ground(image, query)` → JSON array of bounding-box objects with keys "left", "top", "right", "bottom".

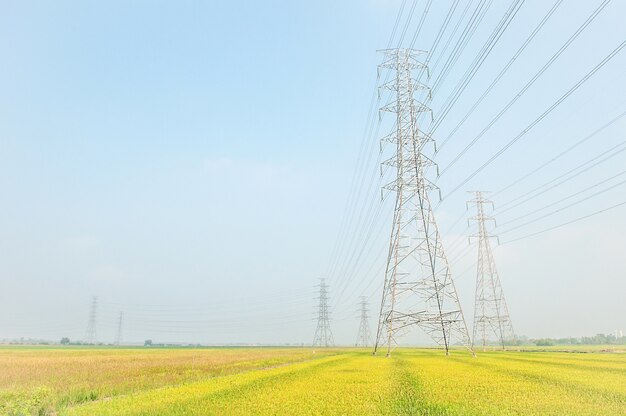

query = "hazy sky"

[{"left": 1, "top": 0, "right": 625, "bottom": 345}]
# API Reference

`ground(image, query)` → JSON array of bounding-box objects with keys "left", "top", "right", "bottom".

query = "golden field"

[{"left": 1, "top": 346, "right": 625, "bottom": 415}]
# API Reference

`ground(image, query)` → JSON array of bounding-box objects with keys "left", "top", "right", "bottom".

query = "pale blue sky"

[{"left": 1, "top": 0, "right": 625, "bottom": 345}]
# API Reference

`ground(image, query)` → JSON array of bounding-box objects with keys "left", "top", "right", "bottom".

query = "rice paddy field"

[{"left": 1, "top": 346, "right": 625, "bottom": 415}]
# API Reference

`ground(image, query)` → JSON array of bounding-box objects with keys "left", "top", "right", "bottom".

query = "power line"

[
  {"left": 454, "top": 260, "right": 478, "bottom": 282},
  {"left": 428, "top": 0, "right": 526, "bottom": 139},
  {"left": 324, "top": 80, "right": 381, "bottom": 281},
  {"left": 408, "top": 0, "right": 433, "bottom": 48},
  {"left": 496, "top": 141, "right": 626, "bottom": 214},
  {"left": 333, "top": 201, "right": 389, "bottom": 308},
  {"left": 501, "top": 200, "right": 626, "bottom": 244},
  {"left": 444, "top": 38, "right": 626, "bottom": 199},
  {"left": 427, "top": 0, "right": 487, "bottom": 78},
  {"left": 442, "top": 210, "right": 469, "bottom": 238},
  {"left": 447, "top": 242, "right": 475, "bottom": 267},
  {"left": 426, "top": 0, "right": 495, "bottom": 106},
  {"left": 492, "top": 110, "right": 626, "bottom": 198},
  {"left": 498, "top": 176, "right": 626, "bottom": 235},
  {"left": 397, "top": 0, "right": 420, "bottom": 47},
  {"left": 387, "top": 0, "right": 409, "bottom": 49},
  {"left": 436, "top": 0, "right": 563, "bottom": 153},
  {"left": 325, "top": 0, "right": 418, "bottom": 283},
  {"left": 415, "top": 0, "right": 460, "bottom": 59},
  {"left": 440, "top": 0, "right": 613, "bottom": 177},
  {"left": 499, "top": 169, "right": 626, "bottom": 227}
]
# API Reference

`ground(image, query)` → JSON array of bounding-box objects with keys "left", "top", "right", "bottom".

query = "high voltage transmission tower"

[
  {"left": 312, "top": 279, "right": 334, "bottom": 347},
  {"left": 468, "top": 191, "right": 515, "bottom": 351},
  {"left": 374, "top": 49, "right": 473, "bottom": 357},
  {"left": 84, "top": 296, "right": 98, "bottom": 344},
  {"left": 115, "top": 311, "right": 124, "bottom": 346},
  {"left": 355, "top": 297, "right": 372, "bottom": 347}
]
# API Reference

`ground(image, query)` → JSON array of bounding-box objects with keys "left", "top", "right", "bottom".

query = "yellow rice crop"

[
  {"left": 0, "top": 346, "right": 334, "bottom": 415},
  {"left": 1, "top": 346, "right": 625, "bottom": 415}
]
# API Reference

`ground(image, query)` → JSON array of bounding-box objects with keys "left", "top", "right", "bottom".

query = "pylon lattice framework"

[
  {"left": 374, "top": 48, "right": 473, "bottom": 357},
  {"left": 84, "top": 296, "right": 98, "bottom": 344},
  {"left": 355, "top": 297, "right": 372, "bottom": 347},
  {"left": 468, "top": 191, "right": 515, "bottom": 350},
  {"left": 312, "top": 279, "right": 335, "bottom": 347},
  {"left": 115, "top": 311, "right": 124, "bottom": 346}
]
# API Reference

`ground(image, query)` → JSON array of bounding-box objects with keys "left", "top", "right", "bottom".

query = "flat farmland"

[{"left": 1, "top": 346, "right": 625, "bottom": 415}]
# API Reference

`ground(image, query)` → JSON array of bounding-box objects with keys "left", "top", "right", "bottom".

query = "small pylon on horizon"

[
  {"left": 312, "top": 279, "right": 334, "bottom": 347},
  {"left": 356, "top": 297, "right": 372, "bottom": 347}
]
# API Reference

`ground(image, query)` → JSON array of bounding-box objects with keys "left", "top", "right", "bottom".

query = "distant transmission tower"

[
  {"left": 468, "top": 191, "right": 515, "bottom": 350},
  {"left": 84, "top": 296, "right": 98, "bottom": 344},
  {"left": 355, "top": 297, "right": 372, "bottom": 347},
  {"left": 374, "top": 49, "right": 473, "bottom": 357},
  {"left": 114, "top": 311, "right": 124, "bottom": 346},
  {"left": 312, "top": 279, "right": 334, "bottom": 347}
]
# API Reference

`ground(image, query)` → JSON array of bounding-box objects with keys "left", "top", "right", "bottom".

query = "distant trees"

[
  {"left": 530, "top": 333, "right": 625, "bottom": 346},
  {"left": 60, "top": 337, "right": 70, "bottom": 345},
  {"left": 534, "top": 339, "right": 554, "bottom": 347},
  {"left": 503, "top": 335, "right": 528, "bottom": 346},
  {"left": 144, "top": 339, "right": 152, "bottom": 347}
]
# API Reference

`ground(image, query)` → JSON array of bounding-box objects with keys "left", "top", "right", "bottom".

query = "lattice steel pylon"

[
  {"left": 312, "top": 279, "right": 334, "bottom": 347},
  {"left": 84, "top": 296, "right": 98, "bottom": 344},
  {"left": 373, "top": 49, "right": 473, "bottom": 357},
  {"left": 355, "top": 297, "right": 372, "bottom": 347},
  {"left": 114, "top": 311, "right": 124, "bottom": 346},
  {"left": 468, "top": 191, "right": 515, "bottom": 351}
]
